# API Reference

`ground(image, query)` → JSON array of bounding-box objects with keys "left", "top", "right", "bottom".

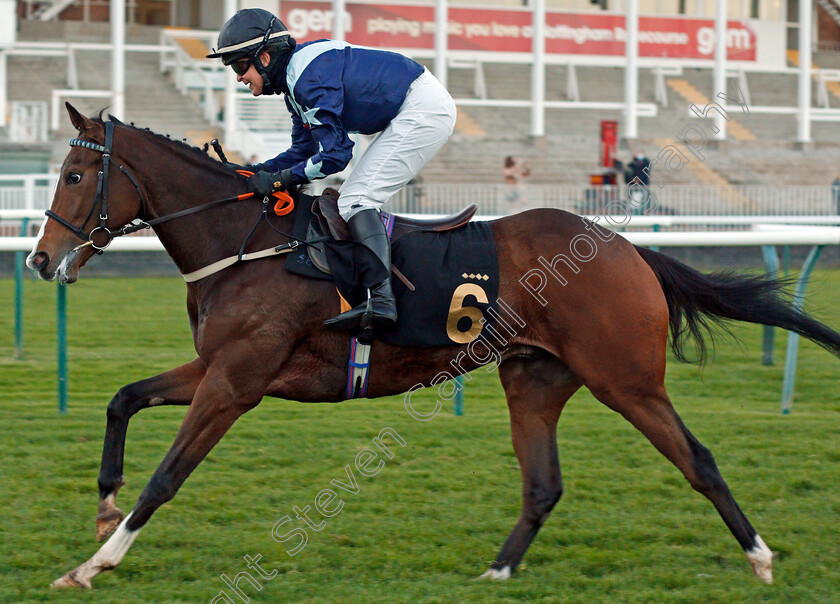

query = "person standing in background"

[
  {"left": 503, "top": 155, "right": 530, "bottom": 213},
  {"left": 832, "top": 173, "right": 840, "bottom": 214},
  {"left": 616, "top": 151, "right": 651, "bottom": 214}
]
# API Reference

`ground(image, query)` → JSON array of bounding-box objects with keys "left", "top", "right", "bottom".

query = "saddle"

[{"left": 305, "top": 188, "right": 478, "bottom": 276}]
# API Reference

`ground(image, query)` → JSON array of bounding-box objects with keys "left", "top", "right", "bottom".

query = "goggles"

[{"left": 230, "top": 58, "right": 252, "bottom": 76}]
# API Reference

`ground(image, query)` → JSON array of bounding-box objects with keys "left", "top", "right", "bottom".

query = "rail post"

[
  {"left": 760, "top": 245, "right": 779, "bottom": 365},
  {"left": 14, "top": 218, "right": 29, "bottom": 359},
  {"left": 57, "top": 283, "right": 68, "bottom": 414},
  {"left": 453, "top": 375, "right": 464, "bottom": 416},
  {"left": 781, "top": 245, "right": 823, "bottom": 414}
]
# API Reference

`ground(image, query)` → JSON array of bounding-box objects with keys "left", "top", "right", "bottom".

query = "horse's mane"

[
  {"left": 87, "top": 110, "right": 304, "bottom": 197},
  {"left": 89, "top": 112, "right": 233, "bottom": 176}
]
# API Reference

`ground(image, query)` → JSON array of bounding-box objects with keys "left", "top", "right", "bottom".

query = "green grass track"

[{"left": 0, "top": 273, "right": 838, "bottom": 603}]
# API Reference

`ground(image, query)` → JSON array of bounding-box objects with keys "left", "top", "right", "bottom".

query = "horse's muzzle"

[{"left": 26, "top": 250, "right": 55, "bottom": 281}]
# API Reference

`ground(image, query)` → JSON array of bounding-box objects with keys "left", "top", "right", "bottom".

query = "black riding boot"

[{"left": 324, "top": 209, "right": 397, "bottom": 332}]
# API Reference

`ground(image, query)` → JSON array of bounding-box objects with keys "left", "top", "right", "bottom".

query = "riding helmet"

[{"left": 206, "top": 8, "right": 293, "bottom": 66}]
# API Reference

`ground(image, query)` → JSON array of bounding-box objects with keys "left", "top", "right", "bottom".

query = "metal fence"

[
  {"left": 2, "top": 175, "right": 837, "bottom": 223},
  {"left": 0, "top": 174, "right": 57, "bottom": 210},
  {"left": 385, "top": 183, "right": 838, "bottom": 218}
]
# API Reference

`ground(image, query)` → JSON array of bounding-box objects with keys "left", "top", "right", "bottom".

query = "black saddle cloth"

[{"left": 285, "top": 194, "right": 499, "bottom": 347}]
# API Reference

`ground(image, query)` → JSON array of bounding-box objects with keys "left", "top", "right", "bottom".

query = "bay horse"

[{"left": 29, "top": 104, "right": 840, "bottom": 589}]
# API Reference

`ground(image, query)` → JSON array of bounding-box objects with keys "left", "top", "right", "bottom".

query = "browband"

[{"left": 69, "top": 139, "right": 107, "bottom": 153}]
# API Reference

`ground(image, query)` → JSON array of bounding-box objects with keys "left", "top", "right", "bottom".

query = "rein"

[{"left": 47, "top": 119, "right": 317, "bottom": 282}]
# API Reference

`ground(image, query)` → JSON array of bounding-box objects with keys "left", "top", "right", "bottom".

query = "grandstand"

[
  {"left": 4, "top": 5, "right": 840, "bottom": 190},
  {"left": 2, "top": 20, "right": 218, "bottom": 162},
  {"left": 5, "top": 1, "right": 840, "bottom": 273},
  {"left": 429, "top": 58, "right": 840, "bottom": 186},
  {"left": 3, "top": 3, "right": 840, "bottom": 216}
]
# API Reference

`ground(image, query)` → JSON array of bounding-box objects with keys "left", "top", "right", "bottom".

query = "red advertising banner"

[{"left": 281, "top": 2, "right": 756, "bottom": 61}]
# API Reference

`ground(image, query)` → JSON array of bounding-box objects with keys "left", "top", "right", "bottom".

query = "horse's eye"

[{"left": 66, "top": 172, "right": 82, "bottom": 185}]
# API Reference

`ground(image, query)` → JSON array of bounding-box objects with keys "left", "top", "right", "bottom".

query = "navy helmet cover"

[{"left": 206, "top": 8, "right": 291, "bottom": 65}]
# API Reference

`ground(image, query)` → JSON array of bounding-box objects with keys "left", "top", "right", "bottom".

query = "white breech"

[{"left": 338, "top": 68, "right": 456, "bottom": 221}]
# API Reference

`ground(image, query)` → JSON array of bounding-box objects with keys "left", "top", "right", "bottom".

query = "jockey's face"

[{"left": 236, "top": 51, "right": 271, "bottom": 96}]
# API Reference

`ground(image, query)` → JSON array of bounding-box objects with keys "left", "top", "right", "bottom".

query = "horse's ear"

[{"left": 66, "top": 102, "right": 95, "bottom": 135}]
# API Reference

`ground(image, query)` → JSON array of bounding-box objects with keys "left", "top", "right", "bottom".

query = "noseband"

[{"left": 46, "top": 120, "right": 147, "bottom": 252}]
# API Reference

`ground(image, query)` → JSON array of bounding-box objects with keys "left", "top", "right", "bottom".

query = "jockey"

[{"left": 207, "top": 8, "right": 457, "bottom": 333}]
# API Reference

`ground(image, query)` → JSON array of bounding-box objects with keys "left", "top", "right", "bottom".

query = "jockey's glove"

[{"left": 246, "top": 169, "right": 294, "bottom": 197}]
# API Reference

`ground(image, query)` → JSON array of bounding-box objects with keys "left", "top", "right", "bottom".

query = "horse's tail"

[{"left": 634, "top": 245, "right": 840, "bottom": 363}]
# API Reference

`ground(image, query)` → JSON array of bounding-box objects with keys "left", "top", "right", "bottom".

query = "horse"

[{"left": 29, "top": 103, "right": 840, "bottom": 589}]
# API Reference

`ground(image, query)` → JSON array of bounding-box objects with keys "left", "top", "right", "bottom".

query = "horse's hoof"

[
  {"left": 96, "top": 507, "right": 124, "bottom": 542},
  {"left": 51, "top": 571, "right": 90, "bottom": 589},
  {"left": 751, "top": 564, "right": 773, "bottom": 584},
  {"left": 750, "top": 562, "right": 774, "bottom": 584},
  {"left": 477, "top": 566, "right": 511, "bottom": 580},
  {"left": 747, "top": 535, "right": 774, "bottom": 584}
]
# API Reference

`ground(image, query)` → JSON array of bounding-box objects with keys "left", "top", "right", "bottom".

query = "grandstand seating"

[
  {"left": 420, "top": 55, "right": 840, "bottom": 188},
  {"left": 4, "top": 21, "right": 220, "bottom": 167},
  {"left": 6, "top": 20, "right": 840, "bottom": 190}
]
